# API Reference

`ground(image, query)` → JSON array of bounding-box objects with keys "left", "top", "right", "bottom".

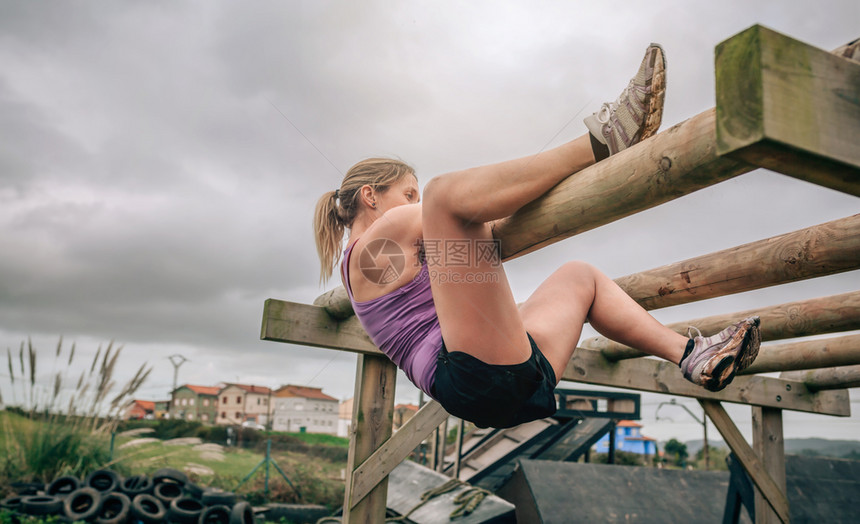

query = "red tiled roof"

[
  {"left": 134, "top": 400, "right": 155, "bottom": 410},
  {"left": 625, "top": 436, "right": 657, "bottom": 442},
  {"left": 184, "top": 385, "right": 220, "bottom": 396},
  {"left": 275, "top": 384, "right": 337, "bottom": 401},
  {"left": 617, "top": 420, "right": 643, "bottom": 428},
  {"left": 223, "top": 383, "right": 272, "bottom": 395},
  {"left": 395, "top": 404, "right": 419, "bottom": 412}
]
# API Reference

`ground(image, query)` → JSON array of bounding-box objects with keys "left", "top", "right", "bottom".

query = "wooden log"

[
  {"left": 262, "top": 300, "right": 851, "bottom": 416},
  {"left": 701, "top": 400, "right": 790, "bottom": 524},
  {"left": 615, "top": 214, "right": 860, "bottom": 311},
  {"left": 586, "top": 291, "right": 860, "bottom": 361},
  {"left": 780, "top": 365, "right": 860, "bottom": 391},
  {"left": 494, "top": 108, "right": 752, "bottom": 259},
  {"left": 739, "top": 334, "right": 860, "bottom": 375},
  {"left": 563, "top": 346, "right": 849, "bottom": 417},
  {"left": 753, "top": 407, "right": 787, "bottom": 524},
  {"left": 312, "top": 212, "right": 860, "bottom": 321},
  {"left": 342, "top": 354, "right": 396, "bottom": 522},
  {"left": 716, "top": 25, "right": 860, "bottom": 196},
  {"left": 313, "top": 286, "right": 353, "bottom": 320},
  {"left": 349, "top": 401, "right": 449, "bottom": 508}
]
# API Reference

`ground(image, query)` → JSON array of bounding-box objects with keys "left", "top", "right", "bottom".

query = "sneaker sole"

[
  {"left": 641, "top": 43, "right": 666, "bottom": 141},
  {"left": 702, "top": 317, "right": 761, "bottom": 392}
]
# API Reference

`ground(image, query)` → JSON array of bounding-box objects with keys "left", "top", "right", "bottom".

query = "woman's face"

[{"left": 373, "top": 174, "right": 419, "bottom": 214}]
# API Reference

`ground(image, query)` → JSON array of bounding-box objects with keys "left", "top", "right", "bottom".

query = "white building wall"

[{"left": 272, "top": 396, "right": 338, "bottom": 434}]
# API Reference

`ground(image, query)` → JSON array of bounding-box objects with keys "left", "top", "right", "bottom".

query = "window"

[
  {"left": 181, "top": 398, "right": 187, "bottom": 406},
  {"left": 256, "top": 398, "right": 260, "bottom": 405},
  {"left": 189, "top": 398, "right": 195, "bottom": 406},
  {"left": 203, "top": 399, "right": 209, "bottom": 407},
  {"left": 201, "top": 414, "right": 208, "bottom": 421},
  {"left": 236, "top": 396, "right": 241, "bottom": 404},
  {"left": 222, "top": 396, "right": 227, "bottom": 404},
  {"left": 235, "top": 412, "right": 241, "bottom": 418},
  {"left": 221, "top": 412, "right": 226, "bottom": 418}
]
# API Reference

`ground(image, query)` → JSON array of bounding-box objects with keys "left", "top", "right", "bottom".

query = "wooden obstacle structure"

[{"left": 262, "top": 26, "right": 860, "bottom": 523}]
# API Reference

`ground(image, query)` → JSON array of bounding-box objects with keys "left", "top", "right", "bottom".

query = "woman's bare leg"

[{"left": 519, "top": 261, "right": 688, "bottom": 382}]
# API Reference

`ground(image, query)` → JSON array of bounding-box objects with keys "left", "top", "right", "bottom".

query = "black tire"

[
  {"left": 201, "top": 489, "right": 237, "bottom": 507},
  {"left": 120, "top": 474, "right": 153, "bottom": 496},
  {"left": 153, "top": 481, "right": 184, "bottom": 506},
  {"left": 152, "top": 467, "right": 188, "bottom": 486},
  {"left": 47, "top": 476, "right": 81, "bottom": 498},
  {"left": 182, "top": 481, "right": 204, "bottom": 500},
  {"left": 20, "top": 495, "right": 63, "bottom": 516},
  {"left": 131, "top": 494, "right": 166, "bottom": 524},
  {"left": 95, "top": 492, "right": 131, "bottom": 524},
  {"left": 167, "top": 497, "right": 205, "bottom": 524},
  {"left": 63, "top": 487, "right": 102, "bottom": 522},
  {"left": 0, "top": 496, "right": 23, "bottom": 511},
  {"left": 198, "top": 505, "right": 231, "bottom": 524},
  {"left": 229, "top": 501, "right": 253, "bottom": 524},
  {"left": 86, "top": 469, "right": 121, "bottom": 494}
]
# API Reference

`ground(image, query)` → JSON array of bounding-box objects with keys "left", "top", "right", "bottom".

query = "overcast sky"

[{"left": 1, "top": 1, "right": 858, "bottom": 444}]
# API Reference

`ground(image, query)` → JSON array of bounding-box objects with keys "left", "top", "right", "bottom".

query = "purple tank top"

[{"left": 341, "top": 241, "right": 441, "bottom": 397}]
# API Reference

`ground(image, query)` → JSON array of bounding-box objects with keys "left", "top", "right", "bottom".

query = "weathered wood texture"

[
  {"left": 350, "top": 401, "right": 449, "bottom": 508},
  {"left": 781, "top": 365, "right": 860, "bottom": 391},
  {"left": 262, "top": 300, "right": 850, "bottom": 415},
  {"left": 615, "top": 214, "right": 860, "bottom": 311},
  {"left": 586, "top": 291, "right": 860, "bottom": 360},
  {"left": 753, "top": 407, "right": 787, "bottom": 524},
  {"left": 308, "top": 212, "right": 860, "bottom": 322},
  {"left": 740, "top": 334, "right": 860, "bottom": 375},
  {"left": 563, "top": 347, "right": 849, "bottom": 416},
  {"left": 716, "top": 25, "right": 860, "bottom": 196},
  {"left": 701, "top": 401, "right": 790, "bottom": 524},
  {"left": 342, "top": 354, "right": 396, "bottom": 522},
  {"left": 493, "top": 108, "right": 754, "bottom": 259}
]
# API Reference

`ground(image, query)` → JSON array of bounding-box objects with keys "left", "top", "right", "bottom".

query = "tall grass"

[{"left": 1, "top": 337, "right": 151, "bottom": 483}]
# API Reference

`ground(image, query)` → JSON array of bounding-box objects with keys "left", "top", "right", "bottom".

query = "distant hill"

[{"left": 681, "top": 438, "right": 860, "bottom": 459}]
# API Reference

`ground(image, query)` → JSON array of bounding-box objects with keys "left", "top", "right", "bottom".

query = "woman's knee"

[{"left": 557, "top": 260, "right": 600, "bottom": 292}]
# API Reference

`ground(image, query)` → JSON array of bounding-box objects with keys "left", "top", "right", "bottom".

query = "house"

[
  {"left": 216, "top": 383, "right": 272, "bottom": 426},
  {"left": 153, "top": 400, "right": 171, "bottom": 419},
  {"left": 271, "top": 385, "right": 338, "bottom": 434},
  {"left": 338, "top": 397, "right": 353, "bottom": 437},
  {"left": 594, "top": 420, "right": 658, "bottom": 456},
  {"left": 393, "top": 403, "right": 419, "bottom": 430},
  {"left": 170, "top": 385, "right": 220, "bottom": 423},
  {"left": 124, "top": 400, "right": 155, "bottom": 420}
]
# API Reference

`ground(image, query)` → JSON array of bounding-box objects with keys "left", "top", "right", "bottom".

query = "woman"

[{"left": 314, "top": 45, "right": 760, "bottom": 429}]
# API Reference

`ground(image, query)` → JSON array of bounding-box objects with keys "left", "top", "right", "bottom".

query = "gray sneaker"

[
  {"left": 585, "top": 43, "right": 666, "bottom": 157},
  {"left": 681, "top": 317, "right": 761, "bottom": 392}
]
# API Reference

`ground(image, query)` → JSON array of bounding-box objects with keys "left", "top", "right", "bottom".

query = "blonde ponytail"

[
  {"left": 314, "top": 190, "right": 345, "bottom": 284},
  {"left": 313, "top": 158, "right": 415, "bottom": 285}
]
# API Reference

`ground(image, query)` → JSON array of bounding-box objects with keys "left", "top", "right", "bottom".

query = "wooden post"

[
  {"left": 752, "top": 407, "right": 787, "bottom": 524},
  {"left": 342, "top": 354, "right": 396, "bottom": 523},
  {"left": 453, "top": 419, "right": 465, "bottom": 479},
  {"left": 715, "top": 25, "right": 860, "bottom": 195},
  {"left": 700, "top": 401, "right": 790, "bottom": 523},
  {"left": 436, "top": 418, "right": 448, "bottom": 473}
]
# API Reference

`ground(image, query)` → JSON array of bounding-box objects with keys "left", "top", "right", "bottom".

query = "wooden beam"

[
  {"left": 309, "top": 213, "right": 860, "bottom": 322},
  {"left": 563, "top": 346, "right": 849, "bottom": 416},
  {"left": 740, "top": 334, "right": 860, "bottom": 375},
  {"left": 701, "top": 400, "right": 790, "bottom": 524},
  {"left": 342, "top": 354, "right": 397, "bottom": 522},
  {"left": 262, "top": 300, "right": 851, "bottom": 415},
  {"left": 753, "top": 407, "right": 787, "bottom": 524},
  {"left": 716, "top": 25, "right": 860, "bottom": 196},
  {"left": 780, "top": 365, "right": 860, "bottom": 391},
  {"left": 349, "top": 401, "right": 449, "bottom": 508},
  {"left": 494, "top": 108, "right": 752, "bottom": 259},
  {"left": 615, "top": 214, "right": 860, "bottom": 311},
  {"left": 587, "top": 291, "right": 860, "bottom": 360}
]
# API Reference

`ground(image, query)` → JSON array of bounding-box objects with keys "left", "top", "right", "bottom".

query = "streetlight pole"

[
  {"left": 656, "top": 398, "right": 709, "bottom": 470},
  {"left": 167, "top": 355, "right": 189, "bottom": 418}
]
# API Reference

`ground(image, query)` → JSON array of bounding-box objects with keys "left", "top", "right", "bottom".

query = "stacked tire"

[{"left": 0, "top": 468, "right": 253, "bottom": 523}]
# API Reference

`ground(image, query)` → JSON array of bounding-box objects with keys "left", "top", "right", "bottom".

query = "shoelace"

[
  {"left": 594, "top": 80, "right": 634, "bottom": 124},
  {"left": 687, "top": 326, "right": 702, "bottom": 339}
]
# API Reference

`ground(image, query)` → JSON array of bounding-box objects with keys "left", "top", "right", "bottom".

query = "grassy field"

[{"left": 1, "top": 410, "right": 347, "bottom": 508}]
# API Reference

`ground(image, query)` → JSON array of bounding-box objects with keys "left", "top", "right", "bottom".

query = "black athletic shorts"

[{"left": 431, "top": 333, "right": 558, "bottom": 428}]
